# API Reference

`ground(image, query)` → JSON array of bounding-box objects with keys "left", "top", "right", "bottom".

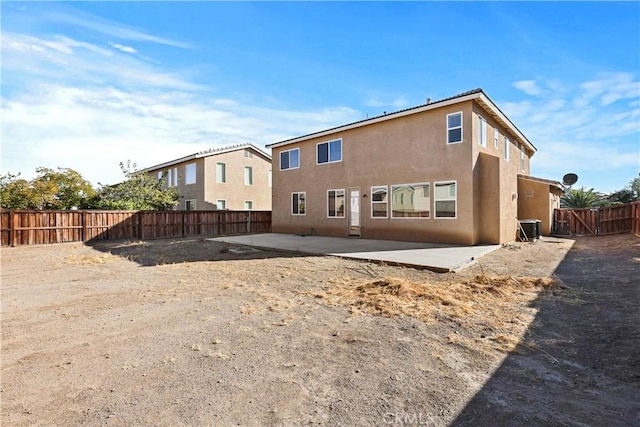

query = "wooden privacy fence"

[
  {"left": 553, "top": 201, "right": 640, "bottom": 236},
  {"left": 0, "top": 210, "right": 271, "bottom": 247}
]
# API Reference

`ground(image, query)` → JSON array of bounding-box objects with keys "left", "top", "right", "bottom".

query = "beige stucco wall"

[
  {"left": 147, "top": 148, "right": 272, "bottom": 211},
  {"left": 271, "top": 100, "right": 533, "bottom": 245},
  {"left": 203, "top": 149, "right": 272, "bottom": 210},
  {"left": 518, "top": 178, "right": 562, "bottom": 236}
]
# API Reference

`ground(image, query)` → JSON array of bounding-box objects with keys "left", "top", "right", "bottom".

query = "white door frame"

[{"left": 348, "top": 187, "right": 361, "bottom": 237}]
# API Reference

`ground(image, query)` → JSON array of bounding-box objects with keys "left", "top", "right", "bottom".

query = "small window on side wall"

[
  {"left": 216, "top": 199, "right": 226, "bottom": 210},
  {"left": 447, "top": 112, "right": 463, "bottom": 144},
  {"left": 185, "top": 199, "right": 196, "bottom": 211}
]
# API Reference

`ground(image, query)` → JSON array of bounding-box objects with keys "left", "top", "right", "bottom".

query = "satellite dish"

[{"left": 562, "top": 173, "right": 578, "bottom": 186}]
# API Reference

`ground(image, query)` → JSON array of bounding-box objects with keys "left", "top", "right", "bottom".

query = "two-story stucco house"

[
  {"left": 145, "top": 143, "right": 272, "bottom": 211},
  {"left": 267, "top": 88, "right": 553, "bottom": 245}
]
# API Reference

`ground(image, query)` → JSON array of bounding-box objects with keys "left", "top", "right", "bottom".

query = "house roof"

[
  {"left": 144, "top": 143, "right": 271, "bottom": 172},
  {"left": 266, "top": 88, "right": 536, "bottom": 154},
  {"left": 518, "top": 174, "right": 564, "bottom": 191}
]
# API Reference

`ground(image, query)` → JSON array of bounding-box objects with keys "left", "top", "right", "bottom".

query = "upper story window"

[
  {"left": 244, "top": 150, "right": 253, "bottom": 158},
  {"left": 494, "top": 131, "right": 500, "bottom": 149},
  {"left": 504, "top": 137, "right": 510, "bottom": 161},
  {"left": 216, "top": 162, "right": 226, "bottom": 183},
  {"left": 157, "top": 171, "right": 163, "bottom": 181},
  {"left": 520, "top": 144, "right": 526, "bottom": 171},
  {"left": 478, "top": 116, "right": 487, "bottom": 147},
  {"left": 317, "top": 139, "right": 342, "bottom": 164},
  {"left": 185, "top": 163, "right": 196, "bottom": 185},
  {"left": 244, "top": 166, "right": 253, "bottom": 185},
  {"left": 280, "top": 148, "right": 300, "bottom": 170},
  {"left": 166, "top": 167, "right": 178, "bottom": 187},
  {"left": 447, "top": 112, "right": 463, "bottom": 144}
]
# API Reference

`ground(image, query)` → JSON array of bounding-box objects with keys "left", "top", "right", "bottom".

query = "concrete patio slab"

[{"left": 210, "top": 233, "right": 500, "bottom": 272}]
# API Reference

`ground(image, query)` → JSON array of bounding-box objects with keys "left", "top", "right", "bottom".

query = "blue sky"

[{"left": 1, "top": 1, "right": 639, "bottom": 192}]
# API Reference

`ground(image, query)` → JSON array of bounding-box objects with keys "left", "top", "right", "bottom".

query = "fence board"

[{"left": 0, "top": 210, "right": 271, "bottom": 246}]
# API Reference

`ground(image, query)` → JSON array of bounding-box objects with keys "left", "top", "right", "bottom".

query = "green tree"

[
  {"left": 561, "top": 187, "right": 602, "bottom": 208},
  {"left": 0, "top": 173, "right": 33, "bottom": 209},
  {"left": 630, "top": 176, "right": 640, "bottom": 199},
  {"left": 90, "top": 161, "right": 179, "bottom": 210},
  {"left": 1, "top": 169, "right": 95, "bottom": 209},
  {"left": 30, "top": 167, "right": 96, "bottom": 209}
]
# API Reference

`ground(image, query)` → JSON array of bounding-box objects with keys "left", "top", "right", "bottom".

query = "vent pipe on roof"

[{"left": 426, "top": 98, "right": 431, "bottom": 104}]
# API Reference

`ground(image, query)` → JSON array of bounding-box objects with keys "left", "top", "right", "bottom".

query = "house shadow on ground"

[
  {"left": 85, "top": 236, "right": 305, "bottom": 267},
  {"left": 452, "top": 234, "right": 640, "bottom": 426}
]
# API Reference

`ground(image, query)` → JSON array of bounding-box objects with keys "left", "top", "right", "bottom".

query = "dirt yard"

[{"left": 1, "top": 234, "right": 638, "bottom": 426}]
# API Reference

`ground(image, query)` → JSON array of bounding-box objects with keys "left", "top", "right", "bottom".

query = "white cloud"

[
  {"left": 1, "top": 84, "right": 360, "bottom": 186},
  {"left": 110, "top": 43, "right": 137, "bottom": 54},
  {"left": 504, "top": 74, "right": 640, "bottom": 188},
  {"left": 42, "top": 9, "right": 191, "bottom": 49},
  {"left": 513, "top": 80, "right": 542, "bottom": 96}
]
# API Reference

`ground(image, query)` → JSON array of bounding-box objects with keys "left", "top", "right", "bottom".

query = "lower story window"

[
  {"left": 371, "top": 186, "right": 388, "bottom": 218},
  {"left": 185, "top": 199, "right": 196, "bottom": 211},
  {"left": 391, "top": 183, "right": 430, "bottom": 218},
  {"left": 434, "top": 181, "right": 457, "bottom": 218},
  {"left": 244, "top": 200, "right": 253, "bottom": 210},
  {"left": 327, "top": 189, "right": 345, "bottom": 218},
  {"left": 216, "top": 199, "right": 226, "bottom": 210},
  {"left": 292, "top": 192, "right": 306, "bottom": 215}
]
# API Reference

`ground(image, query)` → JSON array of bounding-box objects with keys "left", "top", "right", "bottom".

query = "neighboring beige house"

[
  {"left": 267, "top": 88, "right": 556, "bottom": 245},
  {"left": 145, "top": 143, "right": 272, "bottom": 211}
]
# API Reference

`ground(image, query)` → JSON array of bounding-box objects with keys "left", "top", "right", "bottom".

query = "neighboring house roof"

[
  {"left": 267, "top": 88, "right": 536, "bottom": 154},
  {"left": 518, "top": 174, "right": 564, "bottom": 191},
  {"left": 145, "top": 143, "right": 271, "bottom": 172}
]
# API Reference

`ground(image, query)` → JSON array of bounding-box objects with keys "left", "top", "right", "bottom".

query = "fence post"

[
  {"left": 247, "top": 212, "right": 251, "bottom": 233},
  {"left": 82, "top": 210, "right": 87, "bottom": 241},
  {"left": 9, "top": 210, "right": 15, "bottom": 247}
]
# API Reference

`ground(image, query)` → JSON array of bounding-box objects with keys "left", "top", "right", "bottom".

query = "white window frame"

[
  {"left": 434, "top": 181, "right": 457, "bottom": 219},
  {"left": 446, "top": 112, "right": 463, "bottom": 144},
  {"left": 280, "top": 148, "right": 300, "bottom": 171},
  {"left": 494, "top": 130, "right": 500, "bottom": 149},
  {"left": 157, "top": 171, "right": 163, "bottom": 181},
  {"left": 185, "top": 199, "right": 196, "bottom": 211},
  {"left": 216, "top": 162, "right": 226, "bottom": 183},
  {"left": 371, "top": 186, "right": 388, "bottom": 219},
  {"left": 244, "top": 150, "right": 253, "bottom": 158},
  {"left": 216, "top": 199, "right": 226, "bottom": 210},
  {"left": 185, "top": 163, "right": 196, "bottom": 185},
  {"left": 316, "top": 139, "right": 342, "bottom": 165},
  {"left": 520, "top": 144, "right": 526, "bottom": 171},
  {"left": 291, "top": 192, "right": 306, "bottom": 216},
  {"left": 327, "top": 189, "right": 345, "bottom": 218},
  {"left": 171, "top": 167, "right": 178, "bottom": 187},
  {"left": 244, "top": 200, "right": 253, "bottom": 210},
  {"left": 504, "top": 137, "right": 510, "bottom": 161},
  {"left": 390, "top": 182, "right": 430, "bottom": 219},
  {"left": 478, "top": 115, "right": 487, "bottom": 148},
  {"left": 244, "top": 166, "right": 253, "bottom": 185}
]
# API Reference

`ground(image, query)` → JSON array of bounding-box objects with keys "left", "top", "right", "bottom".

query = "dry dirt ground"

[{"left": 1, "top": 233, "right": 638, "bottom": 426}]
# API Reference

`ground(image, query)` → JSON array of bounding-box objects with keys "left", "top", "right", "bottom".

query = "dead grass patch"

[
  {"left": 308, "top": 274, "right": 563, "bottom": 353},
  {"left": 64, "top": 253, "right": 120, "bottom": 265}
]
